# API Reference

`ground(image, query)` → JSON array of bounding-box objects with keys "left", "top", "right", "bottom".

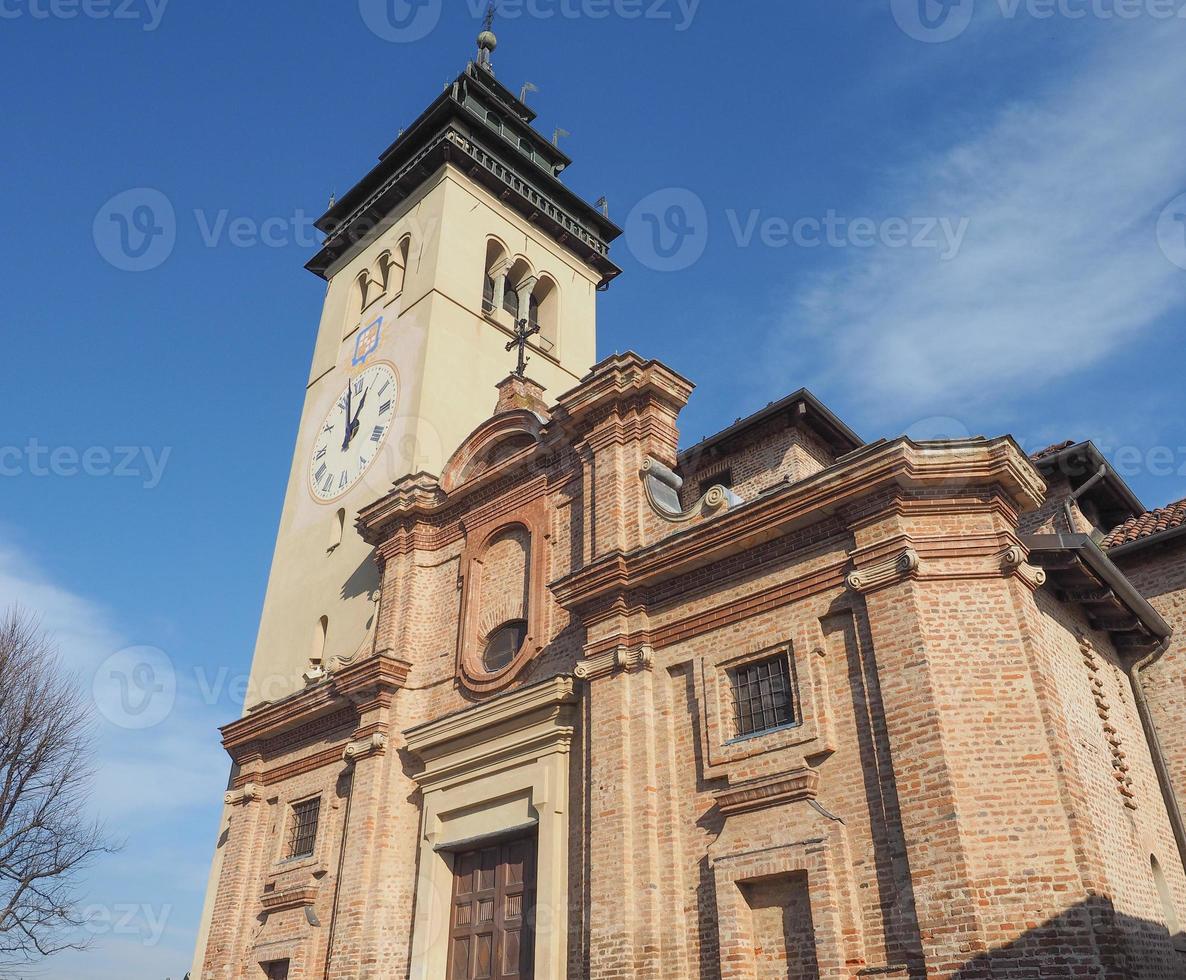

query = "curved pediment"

[{"left": 440, "top": 409, "right": 545, "bottom": 494}]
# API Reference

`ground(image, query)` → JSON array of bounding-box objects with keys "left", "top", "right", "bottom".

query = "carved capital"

[
  {"left": 574, "top": 645, "right": 654, "bottom": 681},
  {"left": 343, "top": 731, "right": 388, "bottom": 762},
  {"left": 1001, "top": 545, "right": 1047, "bottom": 590},
  {"left": 224, "top": 782, "right": 262, "bottom": 807},
  {"left": 846, "top": 548, "right": 920, "bottom": 594}
]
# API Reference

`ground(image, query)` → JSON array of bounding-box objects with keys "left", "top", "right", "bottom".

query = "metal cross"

[
  {"left": 483, "top": 0, "right": 497, "bottom": 33},
  {"left": 506, "top": 318, "right": 541, "bottom": 378}
]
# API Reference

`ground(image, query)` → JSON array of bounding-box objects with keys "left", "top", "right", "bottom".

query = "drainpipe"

[
  {"left": 1129, "top": 638, "right": 1186, "bottom": 878},
  {"left": 323, "top": 766, "right": 356, "bottom": 980},
  {"left": 1063, "top": 464, "right": 1108, "bottom": 534}
]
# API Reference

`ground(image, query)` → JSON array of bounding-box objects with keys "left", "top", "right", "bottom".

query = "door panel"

[{"left": 446, "top": 833, "right": 536, "bottom": 980}]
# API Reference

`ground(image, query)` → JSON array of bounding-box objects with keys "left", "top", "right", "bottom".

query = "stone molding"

[
  {"left": 847, "top": 549, "right": 921, "bottom": 594},
  {"left": 573, "top": 644, "right": 654, "bottom": 681},
  {"left": 1001, "top": 544, "right": 1048, "bottom": 590},
  {"left": 221, "top": 653, "right": 411, "bottom": 764},
  {"left": 259, "top": 884, "right": 318, "bottom": 914},
  {"left": 343, "top": 732, "right": 388, "bottom": 762},
  {"left": 714, "top": 767, "right": 820, "bottom": 817},
  {"left": 405, "top": 675, "right": 578, "bottom": 791},
  {"left": 224, "top": 783, "right": 262, "bottom": 807},
  {"left": 551, "top": 436, "right": 1043, "bottom": 611}
]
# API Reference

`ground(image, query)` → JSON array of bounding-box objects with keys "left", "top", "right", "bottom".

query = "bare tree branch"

[{"left": 0, "top": 608, "right": 118, "bottom": 973}]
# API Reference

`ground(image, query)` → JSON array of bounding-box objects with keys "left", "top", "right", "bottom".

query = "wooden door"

[{"left": 446, "top": 833, "right": 536, "bottom": 980}]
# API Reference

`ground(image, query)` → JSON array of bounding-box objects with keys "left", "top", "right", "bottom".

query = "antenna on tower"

[
  {"left": 552, "top": 127, "right": 571, "bottom": 147},
  {"left": 519, "top": 81, "right": 539, "bottom": 103},
  {"left": 476, "top": 1, "right": 498, "bottom": 71}
]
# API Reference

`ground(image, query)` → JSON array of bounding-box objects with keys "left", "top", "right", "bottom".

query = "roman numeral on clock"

[
  {"left": 338, "top": 470, "right": 349, "bottom": 489},
  {"left": 371, "top": 425, "right": 385, "bottom": 443},
  {"left": 315, "top": 463, "right": 328, "bottom": 482},
  {"left": 379, "top": 400, "right": 392, "bottom": 415},
  {"left": 314, "top": 447, "right": 327, "bottom": 461}
]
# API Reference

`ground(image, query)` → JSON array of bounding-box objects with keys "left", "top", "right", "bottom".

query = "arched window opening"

[
  {"left": 504, "top": 258, "right": 532, "bottom": 322},
  {"left": 393, "top": 235, "right": 411, "bottom": 295},
  {"left": 1153, "top": 856, "right": 1181, "bottom": 935},
  {"left": 328, "top": 508, "right": 346, "bottom": 552},
  {"left": 530, "top": 276, "right": 558, "bottom": 350},
  {"left": 483, "top": 239, "right": 508, "bottom": 315},
  {"left": 502, "top": 283, "right": 520, "bottom": 320},
  {"left": 313, "top": 616, "right": 329, "bottom": 667},
  {"left": 483, "top": 620, "right": 527, "bottom": 673},
  {"left": 355, "top": 271, "right": 371, "bottom": 313}
]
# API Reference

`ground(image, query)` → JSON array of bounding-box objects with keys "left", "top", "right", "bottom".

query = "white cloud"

[
  {"left": 0, "top": 536, "right": 224, "bottom": 980},
  {"left": 774, "top": 19, "right": 1186, "bottom": 419}
]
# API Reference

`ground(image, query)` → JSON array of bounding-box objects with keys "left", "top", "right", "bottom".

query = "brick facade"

[{"left": 196, "top": 353, "right": 1186, "bottom": 979}]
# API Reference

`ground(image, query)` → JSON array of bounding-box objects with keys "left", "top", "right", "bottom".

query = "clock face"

[{"left": 309, "top": 362, "right": 398, "bottom": 503}]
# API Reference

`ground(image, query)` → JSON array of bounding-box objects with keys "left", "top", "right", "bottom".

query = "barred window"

[
  {"left": 730, "top": 654, "right": 794, "bottom": 738},
  {"left": 286, "top": 798, "right": 320, "bottom": 860}
]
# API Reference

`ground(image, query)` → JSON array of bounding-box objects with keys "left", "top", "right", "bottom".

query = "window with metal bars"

[
  {"left": 730, "top": 654, "right": 795, "bottom": 738},
  {"left": 285, "top": 798, "right": 320, "bottom": 860}
]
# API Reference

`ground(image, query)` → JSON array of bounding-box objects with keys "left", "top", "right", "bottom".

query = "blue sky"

[{"left": 2, "top": 1, "right": 1185, "bottom": 976}]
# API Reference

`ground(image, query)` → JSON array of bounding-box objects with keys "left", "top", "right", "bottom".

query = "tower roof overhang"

[{"left": 307, "top": 63, "right": 622, "bottom": 287}]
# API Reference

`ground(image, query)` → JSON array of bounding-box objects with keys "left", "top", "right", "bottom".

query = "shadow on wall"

[{"left": 950, "top": 896, "right": 1185, "bottom": 980}]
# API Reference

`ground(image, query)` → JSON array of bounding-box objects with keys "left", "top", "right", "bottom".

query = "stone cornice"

[
  {"left": 404, "top": 675, "right": 577, "bottom": 789},
  {"left": 552, "top": 352, "right": 694, "bottom": 430},
  {"left": 714, "top": 768, "right": 820, "bottom": 817},
  {"left": 221, "top": 653, "right": 412, "bottom": 762},
  {"left": 550, "top": 436, "right": 1044, "bottom": 611}
]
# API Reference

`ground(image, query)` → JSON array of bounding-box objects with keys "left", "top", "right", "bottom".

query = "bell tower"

[{"left": 244, "top": 29, "right": 621, "bottom": 708}]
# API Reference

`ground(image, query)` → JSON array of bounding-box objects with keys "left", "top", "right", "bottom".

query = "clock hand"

[
  {"left": 340, "top": 383, "right": 353, "bottom": 451},
  {"left": 345, "top": 385, "right": 370, "bottom": 449}
]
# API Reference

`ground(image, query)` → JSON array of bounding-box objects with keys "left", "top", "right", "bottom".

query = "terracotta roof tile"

[
  {"left": 1105, "top": 497, "right": 1186, "bottom": 549},
  {"left": 1031, "top": 440, "right": 1076, "bottom": 462}
]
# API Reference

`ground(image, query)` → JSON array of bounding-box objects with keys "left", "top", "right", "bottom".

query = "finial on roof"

[{"left": 477, "top": 1, "right": 498, "bottom": 71}]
